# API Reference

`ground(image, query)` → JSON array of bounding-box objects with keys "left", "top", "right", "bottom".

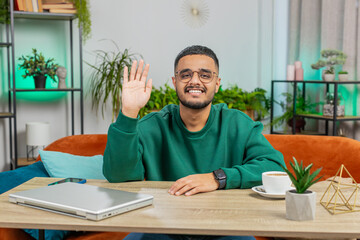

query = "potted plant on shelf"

[
  {"left": 280, "top": 157, "right": 322, "bottom": 221},
  {"left": 323, "top": 92, "right": 344, "bottom": 117},
  {"left": 18, "top": 48, "right": 59, "bottom": 89},
  {"left": 87, "top": 44, "right": 141, "bottom": 122},
  {"left": 271, "top": 88, "right": 319, "bottom": 133},
  {"left": 311, "top": 49, "right": 347, "bottom": 81},
  {"left": 338, "top": 71, "right": 348, "bottom": 81}
]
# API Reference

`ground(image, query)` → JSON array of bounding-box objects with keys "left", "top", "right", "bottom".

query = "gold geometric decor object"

[{"left": 320, "top": 164, "right": 360, "bottom": 214}]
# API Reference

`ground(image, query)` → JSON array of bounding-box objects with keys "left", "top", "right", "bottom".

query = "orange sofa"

[{"left": 1, "top": 134, "right": 360, "bottom": 240}]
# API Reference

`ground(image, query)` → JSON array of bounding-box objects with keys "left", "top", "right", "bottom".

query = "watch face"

[{"left": 215, "top": 169, "right": 226, "bottom": 180}]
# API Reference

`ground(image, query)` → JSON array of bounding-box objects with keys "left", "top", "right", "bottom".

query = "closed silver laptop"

[{"left": 9, "top": 182, "right": 153, "bottom": 221}]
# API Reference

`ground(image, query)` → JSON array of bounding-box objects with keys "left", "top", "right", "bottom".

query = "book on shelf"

[
  {"left": 42, "top": 0, "right": 72, "bottom": 3},
  {"left": 14, "top": 0, "right": 43, "bottom": 12},
  {"left": 14, "top": 0, "right": 25, "bottom": 11},
  {"left": 42, "top": 3, "right": 74, "bottom": 9},
  {"left": 48, "top": 8, "right": 76, "bottom": 14}
]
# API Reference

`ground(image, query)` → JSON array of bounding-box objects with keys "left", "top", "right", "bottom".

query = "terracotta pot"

[
  {"left": 286, "top": 190, "right": 316, "bottom": 221},
  {"left": 287, "top": 117, "right": 306, "bottom": 133},
  {"left": 34, "top": 75, "right": 46, "bottom": 89},
  {"left": 243, "top": 109, "right": 255, "bottom": 120}
]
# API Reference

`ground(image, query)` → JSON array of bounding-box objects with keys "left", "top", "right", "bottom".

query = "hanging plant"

[
  {"left": 70, "top": 0, "right": 91, "bottom": 42},
  {"left": 0, "top": 0, "right": 9, "bottom": 24}
]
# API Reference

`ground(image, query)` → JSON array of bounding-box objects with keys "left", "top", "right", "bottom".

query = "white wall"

[{"left": 0, "top": 0, "right": 276, "bottom": 171}]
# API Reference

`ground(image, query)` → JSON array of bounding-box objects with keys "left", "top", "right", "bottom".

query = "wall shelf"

[
  {"left": 1, "top": 0, "right": 84, "bottom": 169},
  {"left": 270, "top": 80, "right": 360, "bottom": 136}
]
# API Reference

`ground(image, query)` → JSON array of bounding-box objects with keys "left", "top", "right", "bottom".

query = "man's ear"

[
  {"left": 215, "top": 77, "right": 221, "bottom": 93},
  {"left": 172, "top": 77, "right": 177, "bottom": 90}
]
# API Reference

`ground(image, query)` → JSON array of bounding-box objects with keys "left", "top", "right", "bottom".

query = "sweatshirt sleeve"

[
  {"left": 222, "top": 122, "right": 285, "bottom": 189},
  {"left": 103, "top": 111, "right": 145, "bottom": 182}
]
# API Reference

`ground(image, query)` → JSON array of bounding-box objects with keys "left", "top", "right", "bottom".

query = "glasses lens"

[
  {"left": 179, "top": 70, "right": 193, "bottom": 81},
  {"left": 198, "top": 70, "right": 213, "bottom": 82}
]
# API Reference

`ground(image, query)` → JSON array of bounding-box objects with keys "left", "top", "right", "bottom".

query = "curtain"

[{"left": 288, "top": 0, "right": 360, "bottom": 139}]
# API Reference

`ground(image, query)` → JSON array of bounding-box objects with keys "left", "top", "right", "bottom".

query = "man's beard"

[{"left": 176, "top": 86, "right": 215, "bottom": 109}]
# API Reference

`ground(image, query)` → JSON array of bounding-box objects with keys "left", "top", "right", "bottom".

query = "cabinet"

[
  {"left": 0, "top": 0, "right": 84, "bottom": 169},
  {"left": 270, "top": 80, "right": 360, "bottom": 136}
]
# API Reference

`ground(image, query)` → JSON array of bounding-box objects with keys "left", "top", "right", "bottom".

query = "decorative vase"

[
  {"left": 323, "top": 74, "right": 335, "bottom": 81},
  {"left": 287, "top": 117, "right": 306, "bottom": 133},
  {"left": 33, "top": 75, "right": 46, "bottom": 89},
  {"left": 286, "top": 190, "right": 316, "bottom": 221},
  {"left": 338, "top": 74, "right": 348, "bottom": 81}
]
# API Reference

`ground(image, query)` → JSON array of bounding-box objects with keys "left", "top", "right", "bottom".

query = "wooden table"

[{"left": 0, "top": 177, "right": 360, "bottom": 239}]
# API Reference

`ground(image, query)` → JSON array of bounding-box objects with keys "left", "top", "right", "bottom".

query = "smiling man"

[{"left": 103, "top": 45, "right": 284, "bottom": 240}]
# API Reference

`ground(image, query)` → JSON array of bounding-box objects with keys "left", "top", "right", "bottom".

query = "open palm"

[{"left": 121, "top": 60, "right": 152, "bottom": 118}]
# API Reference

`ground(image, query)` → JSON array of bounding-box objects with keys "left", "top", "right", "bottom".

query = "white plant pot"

[
  {"left": 338, "top": 74, "right": 348, "bottom": 81},
  {"left": 286, "top": 190, "right": 316, "bottom": 221},
  {"left": 323, "top": 74, "right": 335, "bottom": 81}
]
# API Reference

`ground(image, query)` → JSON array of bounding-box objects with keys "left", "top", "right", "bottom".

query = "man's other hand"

[{"left": 168, "top": 173, "right": 220, "bottom": 196}]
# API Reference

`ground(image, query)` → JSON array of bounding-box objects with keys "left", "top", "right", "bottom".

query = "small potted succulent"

[
  {"left": 311, "top": 49, "right": 347, "bottom": 81},
  {"left": 280, "top": 157, "right": 322, "bottom": 221},
  {"left": 18, "top": 48, "right": 59, "bottom": 89},
  {"left": 338, "top": 71, "right": 349, "bottom": 81}
]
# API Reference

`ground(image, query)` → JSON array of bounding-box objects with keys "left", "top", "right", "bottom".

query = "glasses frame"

[{"left": 175, "top": 69, "right": 218, "bottom": 84}]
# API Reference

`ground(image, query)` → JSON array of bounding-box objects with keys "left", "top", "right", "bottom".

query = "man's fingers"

[
  {"left": 185, "top": 187, "right": 200, "bottom": 196},
  {"left": 141, "top": 64, "right": 150, "bottom": 82},
  {"left": 175, "top": 185, "right": 192, "bottom": 196},
  {"left": 146, "top": 79, "right": 152, "bottom": 92},
  {"left": 123, "top": 66, "right": 128, "bottom": 84},
  {"left": 135, "top": 60, "right": 144, "bottom": 81},
  {"left": 129, "top": 60, "right": 137, "bottom": 81}
]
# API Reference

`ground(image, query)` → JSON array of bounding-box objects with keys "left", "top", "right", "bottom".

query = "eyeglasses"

[{"left": 175, "top": 69, "right": 218, "bottom": 83}]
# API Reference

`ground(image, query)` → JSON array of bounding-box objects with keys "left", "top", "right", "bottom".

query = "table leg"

[{"left": 38, "top": 229, "right": 45, "bottom": 240}]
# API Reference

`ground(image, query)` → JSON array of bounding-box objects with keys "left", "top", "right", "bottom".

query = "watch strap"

[{"left": 213, "top": 169, "right": 227, "bottom": 189}]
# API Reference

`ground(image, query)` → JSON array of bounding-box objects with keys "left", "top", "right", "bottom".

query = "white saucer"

[{"left": 251, "top": 185, "right": 293, "bottom": 199}]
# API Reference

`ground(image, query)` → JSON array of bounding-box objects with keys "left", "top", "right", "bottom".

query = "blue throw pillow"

[
  {"left": 39, "top": 150, "right": 106, "bottom": 179},
  {"left": 0, "top": 162, "right": 70, "bottom": 240}
]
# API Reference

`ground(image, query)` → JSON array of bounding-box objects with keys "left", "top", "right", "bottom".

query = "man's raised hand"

[{"left": 121, "top": 60, "right": 152, "bottom": 118}]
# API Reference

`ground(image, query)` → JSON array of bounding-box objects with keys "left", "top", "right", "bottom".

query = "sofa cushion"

[
  {"left": 0, "top": 161, "right": 49, "bottom": 195},
  {"left": 39, "top": 150, "right": 106, "bottom": 179}
]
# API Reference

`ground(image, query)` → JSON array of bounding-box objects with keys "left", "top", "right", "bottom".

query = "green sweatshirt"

[{"left": 103, "top": 103, "right": 284, "bottom": 189}]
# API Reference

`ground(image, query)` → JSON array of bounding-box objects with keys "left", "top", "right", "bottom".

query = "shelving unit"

[
  {"left": 0, "top": 0, "right": 84, "bottom": 169},
  {"left": 270, "top": 80, "right": 360, "bottom": 136}
]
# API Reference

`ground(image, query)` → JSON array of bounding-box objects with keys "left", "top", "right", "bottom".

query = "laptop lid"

[{"left": 9, "top": 182, "right": 153, "bottom": 221}]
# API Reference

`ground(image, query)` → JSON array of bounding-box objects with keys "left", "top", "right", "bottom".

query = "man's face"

[{"left": 172, "top": 55, "right": 221, "bottom": 110}]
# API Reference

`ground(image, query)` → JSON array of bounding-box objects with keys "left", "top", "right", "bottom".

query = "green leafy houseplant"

[
  {"left": 0, "top": 0, "right": 9, "bottom": 24},
  {"left": 311, "top": 49, "right": 347, "bottom": 74},
  {"left": 87, "top": 45, "right": 140, "bottom": 121},
  {"left": 280, "top": 157, "right": 322, "bottom": 193},
  {"left": 338, "top": 71, "right": 348, "bottom": 75},
  {"left": 213, "top": 86, "right": 270, "bottom": 121},
  {"left": 271, "top": 87, "right": 319, "bottom": 130},
  {"left": 139, "top": 84, "right": 179, "bottom": 118},
  {"left": 18, "top": 48, "right": 59, "bottom": 82}
]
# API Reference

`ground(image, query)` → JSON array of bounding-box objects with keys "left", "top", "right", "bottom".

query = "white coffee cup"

[{"left": 262, "top": 171, "right": 292, "bottom": 194}]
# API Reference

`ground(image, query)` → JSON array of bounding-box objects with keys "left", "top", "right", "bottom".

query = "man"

[{"left": 103, "top": 45, "right": 285, "bottom": 240}]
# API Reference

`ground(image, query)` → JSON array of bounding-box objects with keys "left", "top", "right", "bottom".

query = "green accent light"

[{"left": 15, "top": 69, "right": 66, "bottom": 102}]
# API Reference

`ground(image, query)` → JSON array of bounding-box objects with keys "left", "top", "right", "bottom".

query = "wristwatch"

[{"left": 212, "top": 169, "right": 227, "bottom": 189}]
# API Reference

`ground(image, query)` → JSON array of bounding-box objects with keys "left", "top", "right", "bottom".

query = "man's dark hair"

[{"left": 174, "top": 45, "right": 219, "bottom": 71}]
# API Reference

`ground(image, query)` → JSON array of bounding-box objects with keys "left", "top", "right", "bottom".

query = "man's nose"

[{"left": 189, "top": 71, "right": 201, "bottom": 84}]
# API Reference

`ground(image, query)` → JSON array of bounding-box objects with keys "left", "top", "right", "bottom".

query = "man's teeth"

[{"left": 189, "top": 90, "right": 202, "bottom": 93}]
